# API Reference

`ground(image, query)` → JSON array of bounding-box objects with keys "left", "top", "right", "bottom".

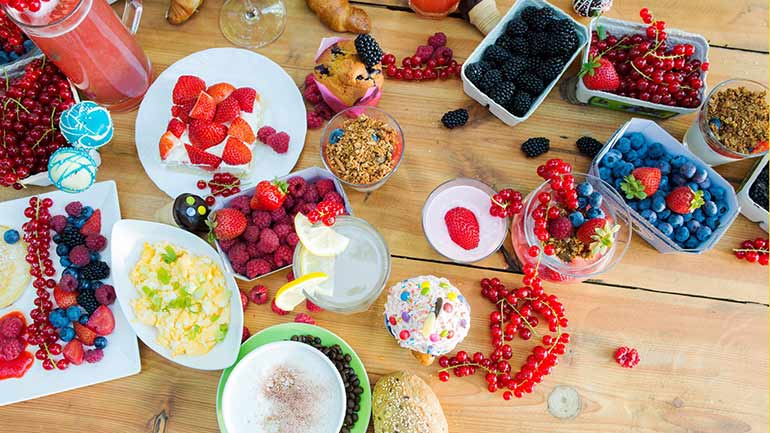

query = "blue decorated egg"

[
  {"left": 47, "top": 148, "right": 98, "bottom": 193},
  {"left": 59, "top": 101, "right": 113, "bottom": 149}
]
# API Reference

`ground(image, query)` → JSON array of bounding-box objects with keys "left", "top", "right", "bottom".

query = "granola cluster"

[
  {"left": 325, "top": 115, "right": 399, "bottom": 185},
  {"left": 707, "top": 87, "right": 769, "bottom": 154}
]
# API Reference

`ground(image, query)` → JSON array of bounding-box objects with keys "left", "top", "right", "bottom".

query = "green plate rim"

[{"left": 216, "top": 322, "right": 372, "bottom": 433}]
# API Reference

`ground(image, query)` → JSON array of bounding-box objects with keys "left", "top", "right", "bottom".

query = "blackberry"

[
  {"left": 749, "top": 163, "right": 769, "bottom": 210},
  {"left": 464, "top": 61, "right": 490, "bottom": 86},
  {"left": 516, "top": 73, "right": 545, "bottom": 96},
  {"left": 528, "top": 7, "right": 556, "bottom": 31},
  {"left": 494, "top": 35, "right": 516, "bottom": 53},
  {"left": 441, "top": 109, "right": 469, "bottom": 129},
  {"left": 520, "top": 6, "right": 540, "bottom": 24},
  {"left": 527, "top": 32, "right": 549, "bottom": 57},
  {"left": 478, "top": 69, "right": 503, "bottom": 93},
  {"left": 521, "top": 137, "right": 551, "bottom": 158},
  {"left": 489, "top": 82, "right": 516, "bottom": 106},
  {"left": 81, "top": 260, "right": 110, "bottom": 281},
  {"left": 483, "top": 44, "right": 511, "bottom": 65},
  {"left": 538, "top": 56, "right": 567, "bottom": 82},
  {"left": 545, "top": 20, "right": 579, "bottom": 56},
  {"left": 505, "top": 18, "right": 528, "bottom": 37},
  {"left": 354, "top": 34, "right": 383, "bottom": 69},
  {"left": 507, "top": 92, "right": 533, "bottom": 117},
  {"left": 501, "top": 56, "right": 528, "bottom": 80},
  {"left": 576, "top": 136, "right": 604, "bottom": 157},
  {"left": 60, "top": 225, "right": 85, "bottom": 248},
  {"left": 508, "top": 37, "right": 529, "bottom": 56},
  {"left": 77, "top": 289, "right": 100, "bottom": 315}
]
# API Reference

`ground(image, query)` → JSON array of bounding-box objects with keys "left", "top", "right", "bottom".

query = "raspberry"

[
  {"left": 273, "top": 245, "right": 293, "bottom": 267},
  {"left": 94, "top": 284, "right": 116, "bottom": 305},
  {"left": 246, "top": 259, "right": 272, "bottom": 278},
  {"left": 246, "top": 242, "right": 261, "bottom": 258},
  {"left": 428, "top": 32, "right": 447, "bottom": 48},
  {"left": 304, "top": 73, "right": 315, "bottom": 88},
  {"left": 270, "top": 207, "right": 287, "bottom": 223},
  {"left": 251, "top": 211, "right": 272, "bottom": 229},
  {"left": 306, "top": 299, "right": 323, "bottom": 312},
  {"left": 240, "top": 290, "right": 248, "bottom": 310},
  {"left": 547, "top": 217, "right": 573, "bottom": 240},
  {"left": 294, "top": 313, "right": 315, "bottom": 325},
  {"left": 257, "top": 126, "right": 276, "bottom": 144},
  {"left": 65, "top": 201, "right": 82, "bottom": 217},
  {"left": 271, "top": 298, "right": 289, "bottom": 315},
  {"left": 227, "top": 242, "right": 250, "bottom": 267},
  {"left": 322, "top": 191, "right": 343, "bottom": 204},
  {"left": 303, "top": 84, "right": 323, "bottom": 105},
  {"left": 51, "top": 215, "right": 68, "bottom": 233},
  {"left": 273, "top": 224, "right": 292, "bottom": 241},
  {"left": 307, "top": 111, "right": 324, "bottom": 129},
  {"left": 59, "top": 274, "right": 78, "bottom": 292},
  {"left": 232, "top": 262, "right": 247, "bottom": 276},
  {"left": 614, "top": 346, "right": 640, "bottom": 368},
  {"left": 432, "top": 46, "right": 452, "bottom": 60},
  {"left": 243, "top": 225, "right": 261, "bottom": 243},
  {"left": 286, "top": 232, "right": 299, "bottom": 247},
  {"left": 0, "top": 337, "right": 23, "bottom": 361},
  {"left": 241, "top": 326, "right": 251, "bottom": 343},
  {"left": 314, "top": 179, "right": 335, "bottom": 197},
  {"left": 257, "top": 229, "right": 280, "bottom": 254},
  {"left": 286, "top": 271, "right": 294, "bottom": 281},
  {"left": 414, "top": 45, "right": 434, "bottom": 61},
  {"left": 84, "top": 348, "right": 104, "bottom": 363},
  {"left": 282, "top": 195, "right": 295, "bottom": 211},
  {"left": 267, "top": 132, "right": 290, "bottom": 154},
  {"left": 85, "top": 234, "right": 107, "bottom": 252},
  {"left": 297, "top": 202, "right": 316, "bottom": 215},
  {"left": 249, "top": 285, "right": 269, "bottom": 304},
  {"left": 302, "top": 184, "right": 319, "bottom": 203},
  {"left": 228, "top": 195, "right": 251, "bottom": 215},
  {"left": 68, "top": 245, "right": 91, "bottom": 267},
  {"left": 0, "top": 316, "right": 22, "bottom": 338},
  {"left": 218, "top": 238, "right": 238, "bottom": 252},
  {"left": 314, "top": 101, "right": 334, "bottom": 120},
  {"left": 287, "top": 176, "right": 307, "bottom": 197}
]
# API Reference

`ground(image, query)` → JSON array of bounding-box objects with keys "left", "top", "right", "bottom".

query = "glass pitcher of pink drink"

[{"left": 3, "top": 0, "right": 152, "bottom": 111}]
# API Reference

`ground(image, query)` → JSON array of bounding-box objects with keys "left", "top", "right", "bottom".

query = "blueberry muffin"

[{"left": 314, "top": 38, "right": 384, "bottom": 107}]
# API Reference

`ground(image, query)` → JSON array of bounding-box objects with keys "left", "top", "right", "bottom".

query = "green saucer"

[{"left": 216, "top": 323, "right": 372, "bottom": 433}]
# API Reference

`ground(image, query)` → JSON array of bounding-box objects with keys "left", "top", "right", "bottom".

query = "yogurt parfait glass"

[
  {"left": 292, "top": 216, "right": 391, "bottom": 313},
  {"left": 510, "top": 173, "right": 633, "bottom": 283},
  {"left": 684, "top": 79, "right": 769, "bottom": 166},
  {"left": 320, "top": 106, "right": 405, "bottom": 193}
]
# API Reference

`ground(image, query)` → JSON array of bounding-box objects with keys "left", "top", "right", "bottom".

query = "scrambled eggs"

[{"left": 130, "top": 242, "right": 230, "bottom": 356}]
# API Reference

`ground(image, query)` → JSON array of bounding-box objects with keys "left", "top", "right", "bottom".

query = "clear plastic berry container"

[{"left": 510, "top": 172, "right": 633, "bottom": 283}]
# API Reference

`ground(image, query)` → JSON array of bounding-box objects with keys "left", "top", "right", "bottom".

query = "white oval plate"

[
  {"left": 110, "top": 219, "right": 243, "bottom": 370},
  {"left": 135, "top": 47, "right": 307, "bottom": 198}
]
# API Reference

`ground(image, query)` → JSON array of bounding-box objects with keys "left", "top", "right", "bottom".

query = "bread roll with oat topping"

[{"left": 372, "top": 371, "right": 449, "bottom": 433}]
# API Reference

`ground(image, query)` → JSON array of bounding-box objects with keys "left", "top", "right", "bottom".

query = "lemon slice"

[
  {"left": 274, "top": 272, "right": 328, "bottom": 311},
  {"left": 294, "top": 213, "right": 350, "bottom": 257}
]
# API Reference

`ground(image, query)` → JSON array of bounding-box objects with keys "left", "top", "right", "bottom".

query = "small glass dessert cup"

[
  {"left": 292, "top": 216, "right": 391, "bottom": 313},
  {"left": 511, "top": 173, "right": 632, "bottom": 284},
  {"left": 684, "top": 79, "right": 769, "bottom": 166},
  {"left": 320, "top": 106, "right": 405, "bottom": 193},
  {"left": 422, "top": 178, "right": 509, "bottom": 264},
  {"left": 408, "top": 0, "right": 459, "bottom": 18}
]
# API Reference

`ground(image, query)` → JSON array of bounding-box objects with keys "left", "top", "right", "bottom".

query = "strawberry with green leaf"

[
  {"left": 620, "top": 167, "right": 661, "bottom": 199},
  {"left": 666, "top": 186, "right": 705, "bottom": 214},
  {"left": 580, "top": 57, "right": 620, "bottom": 91},
  {"left": 576, "top": 217, "right": 620, "bottom": 257},
  {"left": 250, "top": 180, "right": 288, "bottom": 211},
  {"left": 207, "top": 208, "right": 247, "bottom": 242}
]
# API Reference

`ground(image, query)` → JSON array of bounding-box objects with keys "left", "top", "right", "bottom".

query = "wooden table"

[{"left": 1, "top": 0, "right": 768, "bottom": 432}]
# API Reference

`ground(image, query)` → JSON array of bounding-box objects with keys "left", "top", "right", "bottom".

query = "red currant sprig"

[
  {"left": 307, "top": 200, "right": 345, "bottom": 226},
  {"left": 382, "top": 53, "right": 462, "bottom": 82},
  {"left": 614, "top": 346, "right": 640, "bottom": 368},
  {"left": 0, "top": 0, "right": 47, "bottom": 12},
  {"left": 733, "top": 238, "right": 769, "bottom": 265},
  {"left": 489, "top": 188, "right": 523, "bottom": 218},
  {"left": 198, "top": 172, "right": 241, "bottom": 197}
]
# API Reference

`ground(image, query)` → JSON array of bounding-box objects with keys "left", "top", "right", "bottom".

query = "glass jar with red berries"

[{"left": 510, "top": 171, "right": 632, "bottom": 283}]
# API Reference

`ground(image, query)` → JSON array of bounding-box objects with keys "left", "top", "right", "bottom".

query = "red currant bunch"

[
  {"left": 614, "top": 346, "right": 640, "bottom": 368},
  {"left": 733, "top": 238, "right": 769, "bottom": 265},
  {"left": 197, "top": 172, "right": 241, "bottom": 206},
  {"left": 489, "top": 188, "right": 523, "bottom": 218},
  {"left": 381, "top": 33, "right": 461, "bottom": 82},
  {"left": 0, "top": 9, "right": 27, "bottom": 53},
  {"left": 1, "top": 0, "right": 47, "bottom": 12},
  {"left": 307, "top": 200, "right": 345, "bottom": 226}
]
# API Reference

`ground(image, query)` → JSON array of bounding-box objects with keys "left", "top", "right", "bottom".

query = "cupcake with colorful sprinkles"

[{"left": 384, "top": 275, "right": 471, "bottom": 366}]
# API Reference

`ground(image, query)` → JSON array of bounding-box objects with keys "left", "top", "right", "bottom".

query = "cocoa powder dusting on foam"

[{"left": 260, "top": 366, "right": 324, "bottom": 433}]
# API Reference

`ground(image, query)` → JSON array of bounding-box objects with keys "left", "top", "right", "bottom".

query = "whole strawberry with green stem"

[
  {"left": 620, "top": 167, "right": 661, "bottom": 199},
  {"left": 666, "top": 186, "right": 705, "bottom": 214},
  {"left": 250, "top": 180, "right": 288, "bottom": 211},
  {"left": 580, "top": 57, "right": 620, "bottom": 91},
  {"left": 207, "top": 208, "right": 247, "bottom": 242},
  {"left": 576, "top": 217, "right": 620, "bottom": 256}
]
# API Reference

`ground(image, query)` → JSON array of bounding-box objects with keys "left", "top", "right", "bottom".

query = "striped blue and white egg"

[
  {"left": 59, "top": 101, "right": 114, "bottom": 149},
  {"left": 47, "top": 148, "right": 98, "bottom": 193}
]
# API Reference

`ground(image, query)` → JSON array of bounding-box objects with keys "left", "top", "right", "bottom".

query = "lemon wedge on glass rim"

[
  {"left": 274, "top": 272, "right": 329, "bottom": 311},
  {"left": 294, "top": 213, "right": 350, "bottom": 257}
]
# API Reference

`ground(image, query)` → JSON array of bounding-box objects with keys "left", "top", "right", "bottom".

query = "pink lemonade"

[{"left": 6, "top": 0, "right": 152, "bottom": 111}]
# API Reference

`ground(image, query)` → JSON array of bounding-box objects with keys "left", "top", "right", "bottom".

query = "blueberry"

[
  {"left": 648, "top": 142, "right": 664, "bottom": 158},
  {"left": 75, "top": 218, "right": 86, "bottom": 228},
  {"left": 710, "top": 186, "right": 725, "bottom": 200},
  {"left": 53, "top": 234, "right": 62, "bottom": 243},
  {"left": 625, "top": 149, "right": 638, "bottom": 161},
  {"left": 3, "top": 229, "right": 20, "bottom": 244},
  {"left": 79, "top": 314, "right": 90, "bottom": 325},
  {"left": 59, "top": 326, "right": 75, "bottom": 342},
  {"left": 81, "top": 206, "right": 94, "bottom": 218},
  {"left": 23, "top": 39, "right": 35, "bottom": 52},
  {"left": 577, "top": 182, "right": 593, "bottom": 197},
  {"left": 568, "top": 211, "right": 585, "bottom": 227},
  {"left": 702, "top": 190, "right": 712, "bottom": 201},
  {"left": 80, "top": 280, "right": 91, "bottom": 290},
  {"left": 628, "top": 132, "right": 646, "bottom": 149},
  {"left": 674, "top": 226, "right": 690, "bottom": 242},
  {"left": 671, "top": 155, "right": 688, "bottom": 168},
  {"left": 94, "top": 336, "right": 108, "bottom": 349},
  {"left": 671, "top": 174, "right": 687, "bottom": 186},
  {"left": 628, "top": 201, "right": 639, "bottom": 211},
  {"left": 640, "top": 209, "right": 657, "bottom": 223},
  {"left": 687, "top": 182, "right": 700, "bottom": 192},
  {"left": 635, "top": 143, "right": 648, "bottom": 157},
  {"left": 614, "top": 177, "right": 623, "bottom": 190},
  {"left": 693, "top": 208, "right": 705, "bottom": 222},
  {"left": 656, "top": 160, "right": 671, "bottom": 175},
  {"left": 668, "top": 214, "right": 684, "bottom": 227},
  {"left": 679, "top": 163, "right": 697, "bottom": 179},
  {"left": 702, "top": 201, "right": 718, "bottom": 216},
  {"left": 612, "top": 164, "right": 627, "bottom": 177},
  {"left": 682, "top": 212, "right": 693, "bottom": 222},
  {"left": 329, "top": 128, "right": 344, "bottom": 144},
  {"left": 49, "top": 309, "right": 69, "bottom": 328},
  {"left": 577, "top": 196, "right": 588, "bottom": 209},
  {"left": 67, "top": 216, "right": 77, "bottom": 224},
  {"left": 686, "top": 220, "right": 701, "bottom": 232},
  {"left": 658, "top": 176, "right": 669, "bottom": 192},
  {"left": 706, "top": 217, "right": 721, "bottom": 229},
  {"left": 66, "top": 306, "right": 82, "bottom": 322},
  {"left": 696, "top": 226, "right": 713, "bottom": 241},
  {"left": 60, "top": 257, "right": 72, "bottom": 267},
  {"left": 631, "top": 158, "right": 644, "bottom": 168},
  {"left": 90, "top": 252, "right": 101, "bottom": 262},
  {"left": 56, "top": 244, "right": 70, "bottom": 257},
  {"left": 684, "top": 236, "right": 699, "bottom": 248},
  {"left": 0, "top": 52, "right": 8, "bottom": 64},
  {"left": 717, "top": 202, "right": 729, "bottom": 216},
  {"left": 9, "top": 51, "right": 18, "bottom": 60},
  {"left": 598, "top": 167, "right": 612, "bottom": 181},
  {"left": 644, "top": 158, "right": 658, "bottom": 167},
  {"left": 616, "top": 138, "right": 631, "bottom": 153},
  {"left": 586, "top": 207, "right": 604, "bottom": 219},
  {"left": 657, "top": 222, "right": 674, "bottom": 237},
  {"left": 63, "top": 267, "right": 79, "bottom": 278},
  {"left": 638, "top": 198, "right": 651, "bottom": 210},
  {"left": 698, "top": 178, "right": 711, "bottom": 189},
  {"left": 602, "top": 150, "right": 622, "bottom": 168},
  {"left": 589, "top": 192, "right": 603, "bottom": 207},
  {"left": 371, "top": 133, "right": 380, "bottom": 142},
  {"left": 692, "top": 167, "right": 708, "bottom": 183},
  {"left": 658, "top": 209, "right": 671, "bottom": 220},
  {"left": 652, "top": 196, "right": 666, "bottom": 212},
  {"left": 708, "top": 117, "right": 722, "bottom": 131}
]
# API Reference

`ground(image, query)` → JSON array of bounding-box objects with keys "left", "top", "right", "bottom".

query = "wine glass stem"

[{"left": 244, "top": 0, "right": 261, "bottom": 21}]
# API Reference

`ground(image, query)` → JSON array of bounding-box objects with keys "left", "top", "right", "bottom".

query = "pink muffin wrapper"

[{"left": 314, "top": 37, "right": 382, "bottom": 115}]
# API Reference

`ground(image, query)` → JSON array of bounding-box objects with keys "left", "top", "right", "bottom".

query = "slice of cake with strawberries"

[{"left": 158, "top": 75, "right": 267, "bottom": 173}]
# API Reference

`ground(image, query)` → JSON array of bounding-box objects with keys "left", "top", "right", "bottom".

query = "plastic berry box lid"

[{"left": 589, "top": 118, "right": 740, "bottom": 254}]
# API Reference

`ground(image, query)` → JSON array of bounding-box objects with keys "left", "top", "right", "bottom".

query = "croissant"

[
  {"left": 306, "top": 0, "right": 371, "bottom": 34},
  {"left": 167, "top": 0, "right": 203, "bottom": 25}
]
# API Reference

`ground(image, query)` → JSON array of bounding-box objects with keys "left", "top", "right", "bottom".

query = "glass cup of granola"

[{"left": 320, "top": 106, "right": 405, "bottom": 192}]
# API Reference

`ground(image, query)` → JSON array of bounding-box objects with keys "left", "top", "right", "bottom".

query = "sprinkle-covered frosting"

[{"left": 384, "top": 275, "right": 470, "bottom": 356}]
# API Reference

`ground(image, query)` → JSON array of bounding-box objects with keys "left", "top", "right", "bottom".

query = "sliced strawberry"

[
  {"left": 185, "top": 144, "right": 222, "bottom": 170},
  {"left": 86, "top": 305, "right": 115, "bottom": 336},
  {"left": 188, "top": 119, "right": 227, "bottom": 149},
  {"left": 189, "top": 91, "right": 216, "bottom": 121},
  {"left": 172, "top": 75, "right": 206, "bottom": 105},
  {"left": 207, "top": 82, "right": 236, "bottom": 104},
  {"left": 230, "top": 87, "right": 257, "bottom": 112},
  {"left": 159, "top": 131, "right": 179, "bottom": 160},
  {"left": 228, "top": 116, "right": 256, "bottom": 144},
  {"left": 63, "top": 339, "right": 84, "bottom": 365},
  {"left": 213, "top": 96, "right": 240, "bottom": 123},
  {"left": 81, "top": 209, "right": 101, "bottom": 236},
  {"left": 74, "top": 322, "right": 96, "bottom": 346},
  {"left": 222, "top": 137, "right": 252, "bottom": 165},
  {"left": 167, "top": 118, "right": 186, "bottom": 138},
  {"left": 171, "top": 99, "right": 196, "bottom": 123},
  {"left": 53, "top": 286, "right": 78, "bottom": 309}
]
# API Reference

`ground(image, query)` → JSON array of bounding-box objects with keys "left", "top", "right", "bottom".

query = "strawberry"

[
  {"left": 228, "top": 116, "right": 256, "bottom": 144},
  {"left": 222, "top": 137, "right": 252, "bottom": 165},
  {"left": 53, "top": 286, "right": 78, "bottom": 309},
  {"left": 188, "top": 119, "right": 227, "bottom": 149},
  {"left": 171, "top": 99, "right": 196, "bottom": 123},
  {"left": 159, "top": 131, "right": 179, "bottom": 160},
  {"left": 666, "top": 186, "right": 705, "bottom": 214},
  {"left": 63, "top": 339, "right": 84, "bottom": 365},
  {"left": 250, "top": 180, "right": 288, "bottom": 211},
  {"left": 81, "top": 209, "right": 101, "bottom": 236},
  {"left": 185, "top": 144, "right": 222, "bottom": 170},
  {"left": 208, "top": 208, "right": 248, "bottom": 242},
  {"left": 74, "top": 322, "right": 96, "bottom": 346},
  {"left": 189, "top": 91, "right": 216, "bottom": 121},
  {"left": 172, "top": 75, "right": 206, "bottom": 104},
  {"left": 167, "top": 118, "right": 186, "bottom": 138},
  {"left": 230, "top": 87, "right": 257, "bottom": 112},
  {"left": 580, "top": 57, "right": 620, "bottom": 91},
  {"left": 576, "top": 217, "right": 619, "bottom": 256},
  {"left": 444, "top": 207, "right": 480, "bottom": 250},
  {"left": 213, "top": 96, "right": 240, "bottom": 123},
  {"left": 86, "top": 305, "right": 115, "bottom": 336},
  {"left": 620, "top": 167, "right": 661, "bottom": 199},
  {"left": 206, "top": 82, "right": 236, "bottom": 104}
]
